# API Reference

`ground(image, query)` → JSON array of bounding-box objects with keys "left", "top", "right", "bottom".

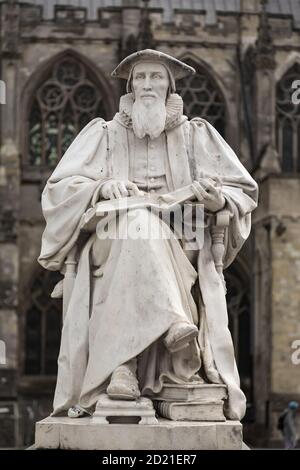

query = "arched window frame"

[
  {"left": 175, "top": 54, "right": 232, "bottom": 142},
  {"left": 276, "top": 61, "right": 300, "bottom": 174},
  {"left": 21, "top": 49, "right": 117, "bottom": 182}
]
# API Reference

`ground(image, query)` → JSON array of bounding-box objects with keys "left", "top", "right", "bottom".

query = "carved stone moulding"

[{"left": 93, "top": 393, "right": 158, "bottom": 425}]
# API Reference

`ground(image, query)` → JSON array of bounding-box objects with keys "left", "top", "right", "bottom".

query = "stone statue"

[{"left": 38, "top": 50, "right": 258, "bottom": 423}]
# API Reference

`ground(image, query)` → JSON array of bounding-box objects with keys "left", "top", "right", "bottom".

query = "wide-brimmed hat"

[{"left": 111, "top": 49, "right": 195, "bottom": 81}]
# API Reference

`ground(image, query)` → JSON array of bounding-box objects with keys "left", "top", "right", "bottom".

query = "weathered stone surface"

[
  {"left": 154, "top": 383, "right": 227, "bottom": 402},
  {"left": 93, "top": 393, "right": 158, "bottom": 424},
  {"left": 154, "top": 401, "right": 226, "bottom": 422},
  {"left": 0, "top": 401, "right": 19, "bottom": 448},
  {"left": 0, "top": 245, "right": 18, "bottom": 308},
  {"left": 153, "top": 383, "right": 227, "bottom": 421},
  {"left": 0, "top": 310, "right": 18, "bottom": 368},
  {"left": 35, "top": 416, "right": 243, "bottom": 450}
]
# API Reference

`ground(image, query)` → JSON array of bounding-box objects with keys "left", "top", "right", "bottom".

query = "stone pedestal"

[
  {"left": 35, "top": 385, "right": 242, "bottom": 449},
  {"left": 93, "top": 393, "right": 158, "bottom": 424},
  {"left": 35, "top": 416, "right": 243, "bottom": 450}
]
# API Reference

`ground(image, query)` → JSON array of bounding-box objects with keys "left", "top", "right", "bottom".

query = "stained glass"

[
  {"left": 24, "top": 271, "right": 62, "bottom": 375},
  {"left": 177, "top": 59, "right": 226, "bottom": 136},
  {"left": 28, "top": 56, "right": 108, "bottom": 166}
]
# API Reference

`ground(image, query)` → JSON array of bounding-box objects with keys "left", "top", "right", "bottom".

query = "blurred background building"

[{"left": 0, "top": 0, "right": 299, "bottom": 448}]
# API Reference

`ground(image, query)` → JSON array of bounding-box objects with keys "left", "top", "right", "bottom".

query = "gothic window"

[
  {"left": 28, "top": 55, "right": 109, "bottom": 167},
  {"left": 276, "top": 63, "right": 300, "bottom": 173},
  {"left": 24, "top": 270, "right": 62, "bottom": 375},
  {"left": 176, "top": 59, "right": 226, "bottom": 136}
]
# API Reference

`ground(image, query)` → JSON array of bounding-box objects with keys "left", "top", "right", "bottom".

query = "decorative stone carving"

[
  {"left": 37, "top": 49, "right": 258, "bottom": 449},
  {"left": 255, "top": 0, "right": 276, "bottom": 70},
  {"left": 1, "top": 3, "right": 20, "bottom": 57},
  {"left": 93, "top": 394, "right": 158, "bottom": 425}
]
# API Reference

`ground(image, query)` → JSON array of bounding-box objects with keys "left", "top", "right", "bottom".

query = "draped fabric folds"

[{"left": 39, "top": 112, "right": 258, "bottom": 420}]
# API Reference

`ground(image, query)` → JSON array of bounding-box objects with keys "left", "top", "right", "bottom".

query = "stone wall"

[{"left": 253, "top": 178, "right": 300, "bottom": 446}]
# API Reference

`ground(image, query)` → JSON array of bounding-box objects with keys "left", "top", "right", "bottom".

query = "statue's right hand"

[{"left": 100, "top": 179, "right": 143, "bottom": 200}]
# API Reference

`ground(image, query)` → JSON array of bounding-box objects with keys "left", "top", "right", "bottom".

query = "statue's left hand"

[
  {"left": 191, "top": 178, "right": 225, "bottom": 212},
  {"left": 100, "top": 179, "right": 144, "bottom": 200}
]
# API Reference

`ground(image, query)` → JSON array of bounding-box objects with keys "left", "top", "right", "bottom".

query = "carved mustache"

[{"left": 140, "top": 93, "right": 157, "bottom": 98}]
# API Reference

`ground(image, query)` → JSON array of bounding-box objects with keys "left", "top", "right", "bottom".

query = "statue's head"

[
  {"left": 112, "top": 50, "right": 195, "bottom": 139},
  {"left": 130, "top": 62, "right": 171, "bottom": 104}
]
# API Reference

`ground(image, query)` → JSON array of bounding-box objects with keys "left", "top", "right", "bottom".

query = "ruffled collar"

[{"left": 114, "top": 93, "right": 186, "bottom": 131}]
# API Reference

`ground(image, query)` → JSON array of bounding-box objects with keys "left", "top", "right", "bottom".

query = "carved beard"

[{"left": 131, "top": 97, "right": 167, "bottom": 140}]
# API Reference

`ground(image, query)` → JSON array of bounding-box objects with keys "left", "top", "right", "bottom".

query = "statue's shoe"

[
  {"left": 107, "top": 364, "right": 141, "bottom": 400},
  {"left": 68, "top": 404, "right": 90, "bottom": 418},
  {"left": 163, "top": 321, "right": 199, "bottom": 353}
]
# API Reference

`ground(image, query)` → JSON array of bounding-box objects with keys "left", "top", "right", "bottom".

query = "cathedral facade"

[{"left": 0, "top": 0, "right": 299, "bottom": 448}]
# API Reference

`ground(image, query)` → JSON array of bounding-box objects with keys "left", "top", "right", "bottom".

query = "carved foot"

[
  {"left": 68, "top": 404, "right": 90, "bottom": 418},
  {"left": 107, "top": 360, "right": 141, "bottom": 400}
]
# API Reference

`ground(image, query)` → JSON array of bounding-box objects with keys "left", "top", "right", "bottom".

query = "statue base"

[
  {"left": 93, "top": 393, "right": 158, "bottom": 424},
  {"left": 35, "top": 417, "right": 243, "bottom": 450},
  {"left": 35, "top": 384, "right": 242, "bottom": 449}
]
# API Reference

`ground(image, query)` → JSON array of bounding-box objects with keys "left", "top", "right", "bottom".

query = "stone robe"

[{"left": 38, "top": 94, "right": 258, "bottom": 420}]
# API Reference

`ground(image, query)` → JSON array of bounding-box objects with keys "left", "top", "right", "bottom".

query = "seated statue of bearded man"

[{"left": 38, "top": 50, "right": 258, "bottom": 421}]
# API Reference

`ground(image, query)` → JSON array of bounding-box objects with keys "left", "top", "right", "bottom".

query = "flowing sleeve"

[
  {"left": 189, "top": 118, "right": 258, "bottom": 268},
  {"left": 38, "top": 118, "right": 111, "bottom": 271}
]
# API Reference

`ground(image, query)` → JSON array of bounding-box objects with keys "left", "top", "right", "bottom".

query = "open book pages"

[
  {"left": 95, "top": 184, "right": 196, "bottom": 214},
  {"left": 80, "top": 184, "right": 197, "bottom": 232}
]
